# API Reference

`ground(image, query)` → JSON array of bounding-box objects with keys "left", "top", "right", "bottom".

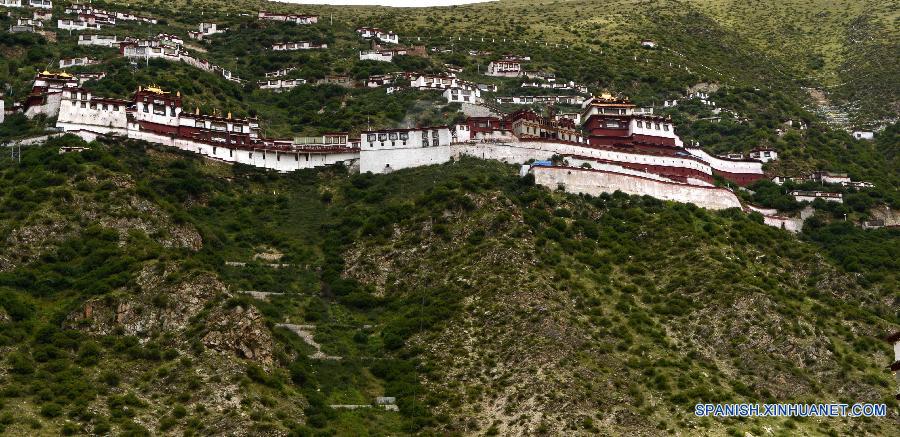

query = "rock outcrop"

[
  {"left": 66, "top": 262, "right": 274, "bottom": 364},
  {"left": 203, "top": 305, "right": 274, "bottom": 365}
]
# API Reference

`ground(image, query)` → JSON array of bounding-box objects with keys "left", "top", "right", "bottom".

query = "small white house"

[
  {"left": 59, "top": 57, "right": 100, "bottom": 69},
  {"left": 790, "top": 191, "right": 843, "bottom": 204},
  {"left": 189, "top": 22, "right": 226, "bottom": 40},
  {"left": 486, "top": 58, "right": 523, "bottom": 77},
  {"left": 258, "top": 78, "right": 306, "bottom": 91},
  {"left": 28, "top": 0, "right": 51, "bottom": 9},
  {"left": 77, "top": 34, "right": 121, "bottom": 47},
  {"left": 0, "top": 0, "right": 23, "bottom": 7},
  {"left": 33, "top": 10, "right": 52, "bottom": 20},
  {"left": 258, "top": 11, "right": 318, "bottom": 25},
  {"left": 640, "top": 40, "right": 657, "bottom": 48},
  {"left": 357, "top": 27, "right": 398, "bottom": 45},
  {"left": 359, "top": 48, "right": 408, "bottom": 63},
  {"left": 272, "top": 42, "right": 327, "bottom": 51},
  {"left": 749, "top": 148, "right": 778, "bottom": 163},
  {"left": 852, "top": 131, "right": 874, "bottom": 140},
  {"left": 442, "top": 86, "right": 482, "bottom": 104},
  {"left": 58, "top": 19, "right": 103, "bottom": 31}
]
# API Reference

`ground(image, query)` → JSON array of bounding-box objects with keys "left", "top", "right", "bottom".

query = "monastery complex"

[{"left": 15, "top": 69, "right": 798, "bottom": 228}]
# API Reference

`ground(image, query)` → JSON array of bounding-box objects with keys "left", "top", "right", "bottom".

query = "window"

[
  {"left": 606, "top": 120, "right": 618, "bottom": 128},
  {"left": 232, "top": 125, "right": 241, "bottom": 133},
  {"left": 367, "top": 134, "right": 376, "bottom": 142},
  {"left": 142, "top": 104, "right": 149, "bottom": 113},
  {"left": 399, "top": 132, "right": 409, "bottom": 140},
  {"left": 654, "top": 123, "right": 660, "bottom": 130},
  {"left": 422, "top": 138, "right": 429, "bottom": 147},
  {"left": 170, "top": 107, "right": 176, "bottom": 117},
  {"left": 195, "top": 121, "right": 205, "bottom": 128},
  {"left": 389, "top": 132, "right": 398, "bottom": 140},
  {"left": 378, "top": 133, "right": 387, "bottom": 141},
  {"left": 636, "top": 120, "right": 642, "bottom": 128},
  {"left": 432, "top": 130, "right": 439, "bottom": 139}
]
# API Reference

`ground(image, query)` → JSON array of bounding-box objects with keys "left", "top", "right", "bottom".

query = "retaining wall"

[{"left": 531, "top": 166, "right": 743, "bottom": 210}]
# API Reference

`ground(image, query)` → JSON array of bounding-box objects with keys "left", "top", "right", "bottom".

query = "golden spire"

[{"left": 227, "top": 112, "right": 232, "bottom": 119}]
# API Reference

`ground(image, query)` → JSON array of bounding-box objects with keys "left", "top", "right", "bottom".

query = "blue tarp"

[{"left": 532, "top": 160, "right": 553, "bottom": 167}]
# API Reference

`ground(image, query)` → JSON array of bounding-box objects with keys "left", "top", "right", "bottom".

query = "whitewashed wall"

[
  {"left": 57, "top": 100, "right": 128, "bottom": 134},
  {"left": 360, "top": 146, "right": 451, "bottom": 174},
  {"left": 686, "top": 147, "right": 763, "bottom": 174},
  {"left": 456, "top": 141, "right": 712, "bottom": 175},
  {"left": 531, "top": 166, "right": 742, "bottom": 210}
]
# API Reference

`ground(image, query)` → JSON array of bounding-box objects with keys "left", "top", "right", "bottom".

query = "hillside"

[
  {"left": 0, "top": 136, "right": 896, "bottom": 435},
  {"left": 1, "top": 0, "right": 897, "bottom": 207}
]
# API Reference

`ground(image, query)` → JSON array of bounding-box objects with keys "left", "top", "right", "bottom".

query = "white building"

[
  {"left": 495, "top": 95, "right": 586, "bottom": 106},
  {"left": 78, "top": 34, "right": 122, "bottom": 47},
  {"left": 189, "top": 22, "right": 226, "bottom": 40},
  {"left": 357, "top": 27, "right": 398, "bottom": 44},
  {"left": 33, "top": 10, "right": 52, "bottom": 20},
  {"left": 17, "top": 18, "right": 42, "bottom": 28},
  {"left": 56, "top": 88, "right": 129, "bottom": 135},
  {"left": 477, "top": 83, "right": 498, "bottom": 93},
  {"left": 258, "top": 78, "right": 306, "bottom": 91},
  {"left": 28, "top": 0, "right": 51, "bottom": 9},
  {"left": 265, "top": 68, "right": 296, "bottom": 78},
  {"left": 749, "top": 148, "right": 778, "bottom": 163},
  {"left": 790, "top": 191, "right": 843, "bottom": 203},
  {"left": 0, "top": 0, "right": 22, "bottom": 7},
  {"left": 272, "top": 42, "right": 327, "bottom": 51},
  {"left": 366, "top": 74, "right": 394, "bottom": 88},
  {"left": 9, "top": 25, "right": 37, "bottom": 33},
  {"left": 59, "top": 57, "right": 100, "bottom": 69},
  {"left": 522, "top": 80, "right": 588, "bottom": 94},
  {"left": 852, "top": 131, "right": 873, "bottom": 140},
  {"left": 410, "top": 74, "right": 459, "bottom": 91},
  {"left": 115, "top": 12, "right": 157, "bottom": 24},
  {"left": 360, "top": 126, "right": 453, "bottom": 174},
  {"left": 258, "top": 11, "right": 318, "bottom": 25},
  {"left": 442, "top": 85, "right": 482, "bottom": 104},
  {"left": 359, "top": 49, "right": 405, "bottom": 63},
  {"left": 486, "top": 58, "right": 523, "bottom": 77},
  {"left": 24, "top": 71, "right": 80, "bottom": 118},
  {"left": 57, "top": 19, "right": 103, "bottom": 31},
  {"left": 641, "top": 40, "right": 657, "bottom": 48}
]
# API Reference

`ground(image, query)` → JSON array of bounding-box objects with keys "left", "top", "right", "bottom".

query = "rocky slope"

[{"left": 0, "top": 137, "right": 896, "bottom": 435}]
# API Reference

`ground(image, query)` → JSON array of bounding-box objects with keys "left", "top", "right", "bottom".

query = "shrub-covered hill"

[{"left": 0, "top": 136, "right": 897, "bottom": 435}]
